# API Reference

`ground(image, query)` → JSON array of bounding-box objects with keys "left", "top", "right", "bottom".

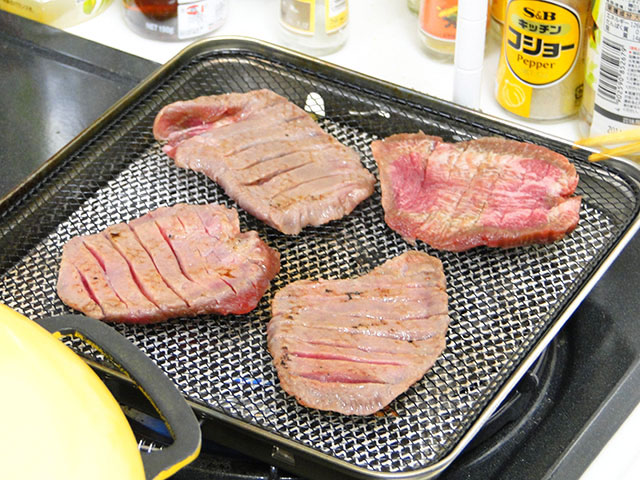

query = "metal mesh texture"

[{"left": 1, "top": 46, "right": 638, "bottom": 476}]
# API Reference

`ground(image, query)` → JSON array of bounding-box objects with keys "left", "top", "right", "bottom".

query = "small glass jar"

[
  {"left": 122, "top": 0, "right": 229, "bottom": 41},
  {"left": 279, "top": 0, "right": 349, "bottom": 56},
  {"left": 418, "top": 0, "right": 459, "bottom": 61},
  {"left": 0, "top": 0, "right": 112, "bottom": 28},
  {"left": 489, "top": 0, "right": 506, "bottom": 38}
]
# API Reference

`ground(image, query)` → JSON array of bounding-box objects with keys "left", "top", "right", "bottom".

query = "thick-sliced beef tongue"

[
  {"left": 153, "top": 89, "right": 288, "bottom": 155},
  {"left": 371, "top": 133, "right": 582, "bottom": 251},
  {"left": 153, "top": 89, "right": 375, "bottom": 235},
  {"left": 105, "top": 223, "right": 188, "bottom": 318},
  {"left": 57, "top": 203, "right": 280, "bottom": 324},
  {"left": 268, "top": 251, "right": 450, "bottom": 415}
]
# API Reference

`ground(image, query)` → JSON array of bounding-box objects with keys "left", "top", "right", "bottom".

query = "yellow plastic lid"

[{"left": 0, "top": 304, "right": 145, "bottom": 480}]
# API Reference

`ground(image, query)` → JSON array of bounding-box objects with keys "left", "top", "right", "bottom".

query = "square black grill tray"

[{"left": 1, "top": 38, "right": 639, "bottom": 479}]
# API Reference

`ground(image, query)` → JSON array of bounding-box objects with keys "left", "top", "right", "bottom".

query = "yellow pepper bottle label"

[
  {"left": 503, "top": 0, "right": 581, "bottom": 87},
  {"left": 496, "top": 67, "right": 534, "bottom": 117}
]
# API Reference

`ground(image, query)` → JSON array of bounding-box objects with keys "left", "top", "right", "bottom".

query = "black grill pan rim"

[{"left": 2, "top": 37, "right": 640, "bottom": 480}]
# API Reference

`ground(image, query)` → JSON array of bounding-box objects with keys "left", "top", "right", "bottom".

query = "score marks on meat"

[
  {"left": 372, "top": 133, "right": 581, "bottom": 252},
  {"left": 57, "top": 203, "right": 280, "bottom": 324},
  {"left": 268, "top": 251, "right": 450, "bottom": 416},
  {"left": 153, "top": 89, "right": 375, "bottom": 235},
  {"left": 55, "top": 89, "right": 584, "bottom": 414}
]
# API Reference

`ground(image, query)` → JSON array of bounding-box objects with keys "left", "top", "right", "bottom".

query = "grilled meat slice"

[
  {"left": 57, "top": 203, "right": 280, "bottom": 324},
  {"left": 153, "top": 89, "right": 375, "bottom": 235},
  {"left": 371, "top": 133, "right": 582, "bottom": 251},
  {"left": 268, "top": 251, "right": 450, "bottom": 415}
]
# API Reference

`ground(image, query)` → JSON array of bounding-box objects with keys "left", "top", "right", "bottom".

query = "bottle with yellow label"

[
  {"left": 489, "top": 0, "right": 507, "bottom": 37},
  {"left": 279, "top": 0, "right": 349, "bottom": 56},
  {"left": 495, "top": 0, "right": 589, "bottom": 120},
  {"left": 0, "top": 0, "right": 112, "bottom": 28}
]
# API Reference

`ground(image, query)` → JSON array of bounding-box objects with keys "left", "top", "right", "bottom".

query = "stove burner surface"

[{"left": 167, "top": 331, "right": 567, "bottom": 480}]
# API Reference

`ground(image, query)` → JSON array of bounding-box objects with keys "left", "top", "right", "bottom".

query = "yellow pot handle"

[{"left": 37, "top": 313, "right": 202, "bottom": 480}]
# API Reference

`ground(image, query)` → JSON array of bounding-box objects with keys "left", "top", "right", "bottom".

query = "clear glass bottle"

[
  {"left": 418, "top": 0, "right": 459, "bottom": 60},
  {"left": 579, "top": 0, "right": 640, "bottom": 137},
  {"left": 489, "top": 0, "right": 506, "bottom": 38},
  {"left": 279, "top": 0, "right": 349, "bottom": 56},
  {"left": 122, "top": 0, "right": 229, "bottom": 41},
  {"left": 0, "top": 0, "right": 112, "bottom": 28}
]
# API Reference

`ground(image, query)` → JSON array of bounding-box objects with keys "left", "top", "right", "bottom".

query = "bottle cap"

[{"left": 458, "top": 0, "right": 489, "bottom": 22}]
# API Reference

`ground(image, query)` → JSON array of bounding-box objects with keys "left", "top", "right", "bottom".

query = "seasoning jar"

[
  {"left": 408, "top": 0, "right": 420, "bottom": 14},
  {"left": 495, "top": 0, "right": 589, "bottom": 120},
  {"left": 122, "top": 0, "right": 229, "bottom": 41},
  {"left": 0, "top": 0, "right": 112, "bottom": 28},
  {"left": 580, "top": 0, "right": 640, "bottom": 137},
  {"left": 489, "top": 0, "right": 506, "bottom": 37},
  {"left": 279, "top": 0, "right": 349, "bottom": 56},
  {"left": 418, "top": 0, "right": 459, "bottom": 60}
]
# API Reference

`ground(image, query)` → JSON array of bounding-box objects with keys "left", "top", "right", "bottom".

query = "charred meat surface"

[
  {"left": 153, "top": 89, "right": 375, "bottom": 235},
  {"left": 57, "top": 203, "right": 280, "bottom": 324},
  {"left": 268, "top": 251, "right": 450, "bottom": 415},
  {"left": 371, "top": 133, "right": 582, "bottom": 251}
]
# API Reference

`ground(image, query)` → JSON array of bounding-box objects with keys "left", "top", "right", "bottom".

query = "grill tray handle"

[{"left": 37, "top": 314, "right": 202, "bottom": 480}]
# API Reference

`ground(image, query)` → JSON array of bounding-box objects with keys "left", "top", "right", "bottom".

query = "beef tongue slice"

[
  {"left": 268, "top": 251, "right": 450, "bottom": 415},
  {"left": 57, "top": 203, "right": 280, "bottom": 324},
  {"left": 371, "top": 133, "right": 582, "bottom": 251},
  {"left": 153, "top": 89, "right": 375, "bottom": 235}
]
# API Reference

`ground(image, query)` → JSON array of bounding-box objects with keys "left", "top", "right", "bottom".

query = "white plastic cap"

[{"left": 457, "top": 0, "right": 489, "bottom": 22}]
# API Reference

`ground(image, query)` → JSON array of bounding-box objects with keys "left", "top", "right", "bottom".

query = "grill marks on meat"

[
  {"left": 371, "top": 133, "right": 582, "bottom": 251},
  {"left": 57, "top": 203, "right": 280, "bottom": 324},
  {"left": 268, "top": 251, "right": 450, "bottom": 415},
  {"left": 153, "top": 89, "right": 375, "bottom": 235}
]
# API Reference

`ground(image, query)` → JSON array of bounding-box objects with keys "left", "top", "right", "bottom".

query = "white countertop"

[
  {"left": 64, "top": 1, "right": 640, "bottom": 478},
  {"left": 69, "top": 0, "right": 584, "bottom": 139}
]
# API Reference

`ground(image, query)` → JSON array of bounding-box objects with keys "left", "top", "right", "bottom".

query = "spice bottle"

[
  {"left": 489, "top": 0, "right": 506, "bottom": 37},
  {"left": 418, "top": 0, "right": 459, "bottom": 60},
  {"left": 0, "top": 0, "right": 112, "bottom": 28},
  {"left": 122, "top": 0, "right": 229, "bottom": 41},
  {"left": 279, "top": 0, "right": 349, "bottom": 56},
  {"left": 580, "top": 0, "right": 640, "bottom": 137},
  {"left": 495, "top": 0, "right": 589, "bottom": 120}
]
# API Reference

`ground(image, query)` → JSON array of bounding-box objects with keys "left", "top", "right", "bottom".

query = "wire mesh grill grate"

[{"left": 0, "top": 45, "right": 638, "bottom": 476}]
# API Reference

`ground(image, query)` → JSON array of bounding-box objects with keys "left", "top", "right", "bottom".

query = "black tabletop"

[{"left": 0, "top": 10, "right": 158, "bottom": 200}]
